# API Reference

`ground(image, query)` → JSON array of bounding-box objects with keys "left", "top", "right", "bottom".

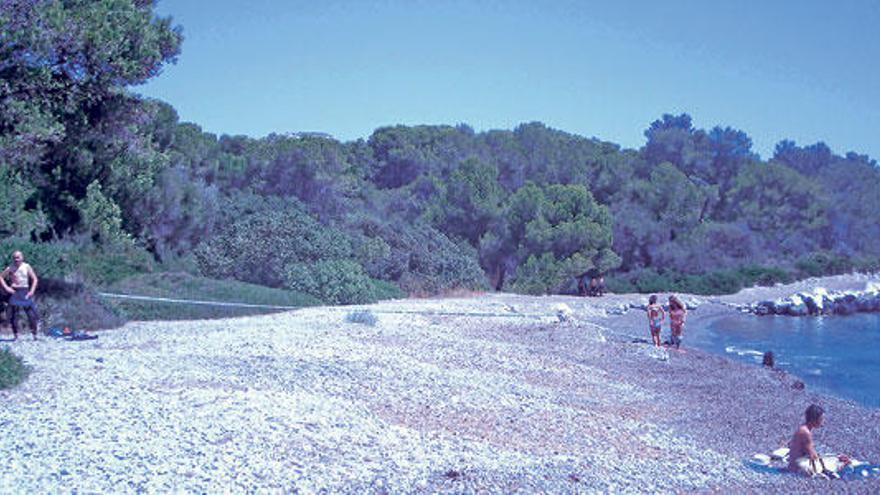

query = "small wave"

[
  {"left": 804, "top": 355, "right": 834, "bottom": 363},
  {"left": 725, "top": 346, "right": 765, "bottom": 358}
]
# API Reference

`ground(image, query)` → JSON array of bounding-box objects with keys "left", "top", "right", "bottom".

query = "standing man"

[{"left": 1, "top": 251, "right": 40, "bottom": 341}]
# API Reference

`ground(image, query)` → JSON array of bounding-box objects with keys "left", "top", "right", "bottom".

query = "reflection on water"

[{"left": 690, "top": 313, "right": 880, "bottom": 408}]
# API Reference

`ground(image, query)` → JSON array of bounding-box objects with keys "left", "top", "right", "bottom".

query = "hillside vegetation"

[{"left": 2, "top": 1, "right": 879, "bottom": 325}]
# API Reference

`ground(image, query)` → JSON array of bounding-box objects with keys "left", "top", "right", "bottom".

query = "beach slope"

[{"left": 1, "top": 274, "right": 878, "bottom": 493}]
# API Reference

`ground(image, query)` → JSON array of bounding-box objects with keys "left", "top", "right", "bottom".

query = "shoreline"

[{"left": 1, "top": 274, "right": 878, "bottom": 492}]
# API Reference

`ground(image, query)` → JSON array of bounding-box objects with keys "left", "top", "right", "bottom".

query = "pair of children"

[{"left": 646, "top": 294, "right": 686, "bottom": 349}]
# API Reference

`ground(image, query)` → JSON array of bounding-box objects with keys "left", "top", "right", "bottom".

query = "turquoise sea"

[{"left": 690, "top": 313, "right": 880, "bottom": 408}]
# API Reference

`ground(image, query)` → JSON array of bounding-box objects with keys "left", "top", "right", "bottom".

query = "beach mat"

[{"left": 750, "top": 448, "right": 880, "bottom": 480}]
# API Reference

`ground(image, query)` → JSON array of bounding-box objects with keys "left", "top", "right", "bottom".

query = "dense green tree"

[
  {"left": 817, "top": 155, "right": 880, "bottom": 255},
  {"left": 773, "top": 140, "right": 834, "bottom": 176},
  {"left": 609, "top": 162, "right": 714, "bottom": 270},
  {"left": 642, "top": 114, "right": 708, "bottom": 170},
  {"left": 0, "top": 163, "right": 48, "bottom": 238},
  {"left": 76, "top": 180, "right": 132, "bottom": 247},
  {"left": 345, "top": 214, "right": 487, "bottom": 294},
  {"left": 646, "top": 163, "right": 710, "bottom": 239},
  {"left": 650, "top": 221, "right": 762, "bottom": 275},
  {"left": 0, "top": 0, "right": 182, "bottom": 233},
  {"left": 425, "top": 157, "right": 503, "bottom": 245},
  {"left": 484, "top": 183, "right": 619, "bottom": 293},
  {"left": 368, "top": 124, "right": 482, "bottom": 188},
  {"left": 135, "top": 166, "right": 219, "bottom": 259},
  {"left": 727, "top": 162, "right": 829, "bottom": 254}
]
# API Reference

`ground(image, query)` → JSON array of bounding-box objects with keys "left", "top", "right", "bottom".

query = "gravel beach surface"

[{"left": 1, "top": 274, "right": 879, "bottom": 493}]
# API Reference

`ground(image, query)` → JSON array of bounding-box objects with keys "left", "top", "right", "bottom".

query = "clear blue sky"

[{"left": 137, "top": 0, "right": 880, "bottom": 160}]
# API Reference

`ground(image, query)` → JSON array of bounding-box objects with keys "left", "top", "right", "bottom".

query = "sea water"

[{"left": 690, "top": 313, "right": 880, "bottom": 408}]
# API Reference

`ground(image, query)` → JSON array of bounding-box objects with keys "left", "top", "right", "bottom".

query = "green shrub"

[
  {"left": 72, "top": 244, "right": 155, "bottom": 287},
  {"left": 195, "top": 203, "right": 353, "bottom": 288},
  {"left": 795, "top": 251, "right": 854, "bottom": 278},
  {"left": 692, "top": 270, "right": 743, "bottom": 295},
  {"left": 736, "top": 265, "right": 793, "bottom": 286},
  {"left": 604, "top": 276, "right": 635, "bottom": 294},
  {"left": 370, "top": 279, "right": 405, "bottom": 301},
  {"left": 0, "top": 348, "right": 31, "bottom": 390},
  {"left": 509, "top": 253, "right": 566, "bottom": 295},
  {"left": 22, "top": 278, "right": 127, "bottom": 331},
  {"left": 607, "top": 264, "right": 797, "bottom": 296},
  {"left": 345, "top": 309, "right": 378, "bottom": 326},
  {"left": 632, "top": 268, "right": 677, "bottom": 294},
  {"left": 283, "top": 259, "right": 378, "bottom": 305},
  {"left": 347, "top": 218, "right": 488, "bottom": 295},
  {"left": 852, "top": 256, "right": 880, "bottom": 273}
]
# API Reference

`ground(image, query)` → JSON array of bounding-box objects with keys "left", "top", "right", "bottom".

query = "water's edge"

[{"left": 693, "top": 312, "right": 880, "bottom": 408}]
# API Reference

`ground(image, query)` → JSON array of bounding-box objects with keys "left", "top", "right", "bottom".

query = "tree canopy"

[{"left": 3, "top": 2, "right": 879, "bottom": 299}]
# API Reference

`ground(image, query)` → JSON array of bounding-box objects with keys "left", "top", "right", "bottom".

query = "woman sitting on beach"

[
  {"left": 646, "top": 295, "right": 665, "bottom": 347},
  {"left": 668, "top": 295, "right": 686, "bottom": 350},
  {"left": 788, "top": 404, "right": 853, "bottom": 477}
]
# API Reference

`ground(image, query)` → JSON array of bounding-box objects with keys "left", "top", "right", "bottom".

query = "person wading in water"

[
  {"left": 668, "top": 295, "right": 686, "bottom": 350},
  {"left": 646, "top": 295, "right": 666, "bottom": 347}
]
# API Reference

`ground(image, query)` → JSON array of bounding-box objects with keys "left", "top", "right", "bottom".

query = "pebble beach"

[{"left": 2, "top": 274, "right": 879, "bottom": 493}]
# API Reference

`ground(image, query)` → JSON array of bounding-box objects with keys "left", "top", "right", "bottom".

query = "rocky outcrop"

[{"left": 747, "top": 282, "right": 880, "bottom": 316}]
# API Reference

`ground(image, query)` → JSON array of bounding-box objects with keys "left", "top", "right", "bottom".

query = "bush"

[
  {"left": 629, "top": 268, "right": 677, "bottom": 294},
  {"left": 345, "top": 309, "right": 378, "bottom": 326},
  {"left": 396, "top": 226, "right": 487, "bottom": 294},
  {"left": 72, "top": 244, "right": 155, "bottom": 287},
  {"left": 0, "top": 348, "right": 31, "bottom": 390},
  {"left": 370, "top": 279, "right": 405, "bottom": 301},
  {"left": 606, "top": 264, "right": 796, "bottom": 296},
  {"left": 350, "top": 219, "right": 487, "bottom": 295},
  {"left": 852, "top": 256, "right": 880, "bottom": 273},
  {"left": 795, "top": 251, "right": 855, "bottom": 278},
  {"left": 736, "top": 265, "right": 793, "bottom": 286},
  {"left": 604, "top": 276, "right": 635, "bottom": 294},
  {"left": 508, "top": 253, "right": 567, "bottom": 295},
  {"left": 684, "top": 270, "right": 742, "bottom": 295},
  {"left": 39, "top": 285, "right": 127, "bottom": 331},
  {"left": 195, "top": 203, "right": 353, "bottom": 288},
  {"left": 283, "top": 259, "right": 378, "bottom": 305}
]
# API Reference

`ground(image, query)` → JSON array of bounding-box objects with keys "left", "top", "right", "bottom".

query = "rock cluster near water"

[{"left": 747, "top": 282, "right": 880, "bottom": 316}]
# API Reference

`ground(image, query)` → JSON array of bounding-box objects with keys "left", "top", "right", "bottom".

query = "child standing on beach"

[
  {"left": 668, "top": 295, "right": 686, "bottom": 350},
  {"left": 646, "top": 295, "right": 665, "bottom": 347}
]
